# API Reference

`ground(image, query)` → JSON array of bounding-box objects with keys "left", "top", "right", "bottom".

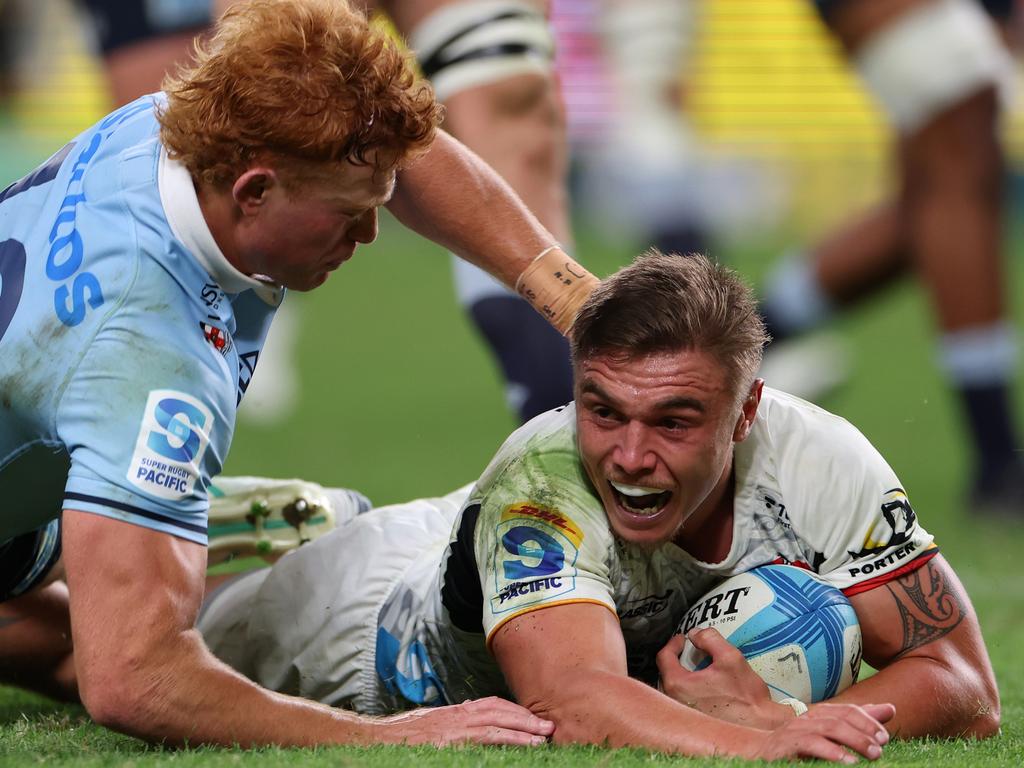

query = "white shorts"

[{"left": 198, "top": 487, "right": 470, "bottom": 713}]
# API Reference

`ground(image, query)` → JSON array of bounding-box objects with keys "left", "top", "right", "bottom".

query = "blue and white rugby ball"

[{"left": 678, "top": 564, "right": 862, "bottom": 704}]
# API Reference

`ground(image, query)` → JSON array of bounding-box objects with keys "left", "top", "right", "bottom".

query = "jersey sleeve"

[
  {"left": 474, "top": 446, "right": 618, "bottom": 644},
  {"left": 779, "top": 411, "right": 937, "bottom": 596},
  {"left": 57, "top": 300, "right": 233, "bottom": 545}
]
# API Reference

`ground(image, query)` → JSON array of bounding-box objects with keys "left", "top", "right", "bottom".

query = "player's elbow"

[
  {"left": 78, "top": 658, "right": 167, "bottom": 741},
  {"left": 80, "top": 675, "right": 142, "bottom": 735},
  {"left": 966, "top": 706, "right": 1001, "bottom": 740},
  {"left": 961, "top": 674, "right": 1001, "bottom": 740},
  {"left": 954, "top": 648, "right": 1001, "bottom": 739},
  {"left": 515, "top": 686, "right": 567, "bottom": 734},
  {"left": 517, "top": 680, "right": 612, "bottom": 746},
  {"left": 937, "top": 655, "right": 1001, "bottom": 740}
]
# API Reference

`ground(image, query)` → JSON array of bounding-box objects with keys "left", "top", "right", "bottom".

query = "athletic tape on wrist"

[
  {"left": 515, "top": 245, "right": 598, "bottom": 335},
  {"left": 779, "top": 697, "right": 809, "bottom": 717}
]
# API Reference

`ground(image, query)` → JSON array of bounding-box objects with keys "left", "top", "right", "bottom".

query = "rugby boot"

[{"left": 207, "top": 476, "right": 372, "bottom": 564}]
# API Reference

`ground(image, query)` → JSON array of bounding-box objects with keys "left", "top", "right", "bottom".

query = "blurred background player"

[
  {"left": 555, "top": 0, "right": 1022, "bottom": 519},
  {"left": 758, "top": 0, "right": 1022, "bottom": 516},
  {"left": 78, "top": 0, "right": 212, "bottom": 107},
  {"left": 376, "top": 0, "right": 576, "bottom": 423},
  {"left": 557, "top": 0, "right": 778, "bottom": 269},
  {"left": 579, "top": 0, "right": 711, "bottom": 256}
]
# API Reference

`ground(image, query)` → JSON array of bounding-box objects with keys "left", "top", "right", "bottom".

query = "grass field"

[{"left": 2, "top": 129, "right": 1024, "bottom": 765}]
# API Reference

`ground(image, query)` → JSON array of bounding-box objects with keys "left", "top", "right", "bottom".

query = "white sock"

[
  {"left": 939, "top": 322, "right": 1017, "bottom": 386},
  {"left": 763, "top": 251, "right": 835, "bottom": 336}
]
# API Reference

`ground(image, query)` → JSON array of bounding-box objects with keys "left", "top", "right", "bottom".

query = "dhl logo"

[{"left": 502, "top": 503, "right": 584, "bottom": 547}]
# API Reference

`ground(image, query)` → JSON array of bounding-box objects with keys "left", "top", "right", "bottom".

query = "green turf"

[{"left": 1, "top": 134, "right": 1023, "bottom": 764}]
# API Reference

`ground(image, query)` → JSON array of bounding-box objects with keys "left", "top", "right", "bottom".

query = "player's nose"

[
  {"left": 612, "top": 422, "right": 656, "bottom": 475},
  {"left": 350, "top": 208, "right": 378, "bottom": 244}
]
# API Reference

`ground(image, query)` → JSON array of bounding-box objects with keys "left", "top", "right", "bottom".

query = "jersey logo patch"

[
  {"left": 490, "top": 503, "right": 581, "bottom": 615},
  {"left": 848, "top": 488, "right": 917, "bottom": 559},
  {"left": 200, "top": 321, "right": 232, "bottom": 356},
  {"left": 619, "top": 590, "right": 673, "bottom": 621},
  {"left": 501, "top": 502, "right": 584, "bottom": 547},
  {"left": 127, "top": 389, "right": 213, "bottom": 500}
]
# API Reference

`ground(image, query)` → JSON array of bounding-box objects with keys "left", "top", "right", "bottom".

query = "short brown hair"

[
  {"left": 158, "top": 0, "right": 442, "bottom": 188},
  {"left": 571, "top": 250, "right": 769, "bottom": 396}
]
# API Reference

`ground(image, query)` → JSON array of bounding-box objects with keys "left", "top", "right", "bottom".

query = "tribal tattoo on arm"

[{"left": 886, "top": 559, "right": 967, "bottom": 657}]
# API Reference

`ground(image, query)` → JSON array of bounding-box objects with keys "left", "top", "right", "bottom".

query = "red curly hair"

[{"left": 158, "top": 0, "right": 442, "bottom": 187}]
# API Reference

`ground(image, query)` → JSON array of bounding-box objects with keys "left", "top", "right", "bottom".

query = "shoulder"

[
  {"left": 744, "top": 392, "right": 934, "bottom": 587},
  {"left": 475, "top": 405, "right": 603, "bottom": 524},
  {"left": 756, "top": 387, "right": 874, "bottom": 449},
  {"left": 477, "top": 405, "right": 583, "bottom": 493},
  {"left": 746, "top": 388, "right": 896, "bottom": 489},
  {"left": 471, "top": 408, "right": 618, "bottom": 641},
  {"left": 739, "top": 388, "right": 906, "bottom": 541},
  {"left": 474, "top": 410, "right": 613, "bottom": 582}
]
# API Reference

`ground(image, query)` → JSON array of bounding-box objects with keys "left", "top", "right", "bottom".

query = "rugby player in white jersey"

[{"left": 197, "top": 251, "right": 999, "bottom": 759}]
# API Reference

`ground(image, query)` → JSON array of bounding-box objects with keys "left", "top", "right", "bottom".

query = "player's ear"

[
  {"left": 732, "top": 379, "right": 763, "bottom": 442},
  {"left": 232, "top": 167, "right": 280, "bottom": 214}
]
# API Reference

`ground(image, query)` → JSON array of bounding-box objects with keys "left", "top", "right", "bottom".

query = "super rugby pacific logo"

[
  {"left": 496, "top": 576, "right": 565, "bottom": 604},
  {"left": 490, "top": 502, "right": 582, "bottom": 614},
  {"left": 127, "top": 389, "right": 213, "bottom": 500}
]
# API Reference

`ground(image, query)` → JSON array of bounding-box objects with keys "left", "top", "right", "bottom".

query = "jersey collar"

[{"left": 158, "top": 145, "right": 282, "bottom": 303}]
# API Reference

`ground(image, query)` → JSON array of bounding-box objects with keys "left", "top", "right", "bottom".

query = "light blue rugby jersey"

[{"left": 0, "top": 94, "right": 282, "bottom": 545}]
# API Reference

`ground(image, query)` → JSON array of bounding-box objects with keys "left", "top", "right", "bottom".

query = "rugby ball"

[{"left": 678, "top": 564, "right": 861, "bottom": 703}]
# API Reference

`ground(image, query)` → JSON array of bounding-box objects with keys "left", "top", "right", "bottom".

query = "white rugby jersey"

[
  {"left": 391, "top": 388, "right": 937, "bottom": 705},
  {"left": 236, "top": 389, "right": 936, "bottom": 712}
]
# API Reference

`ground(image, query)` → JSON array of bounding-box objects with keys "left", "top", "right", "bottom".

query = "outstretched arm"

[
  {"left": 827, "top": 555, "right": 1000, "bottom": 739},
  {"left": 62, "top": 509, "right": 552, "bottom": 747},
  {"left": 492, "top": 601, "right": 893, "bottom": 762}
]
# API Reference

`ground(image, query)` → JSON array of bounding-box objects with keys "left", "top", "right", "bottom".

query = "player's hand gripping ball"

[{"left": 678, "top": 564, "right": 862, "bottom": 703}]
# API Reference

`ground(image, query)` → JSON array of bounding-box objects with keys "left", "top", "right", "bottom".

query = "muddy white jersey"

[
  {"left": 209, "top": 388, "right": 937, "bottom": 711},
  {"left": 426, "top": 388, "right": 936, "bottom": 693}
]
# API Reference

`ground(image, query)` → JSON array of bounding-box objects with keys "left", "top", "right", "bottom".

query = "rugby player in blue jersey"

[
  {"left": 77, "top": 0, "right": 579, "bottom": 425},
  {"left": 0, "top": 0, "right": 602, "bottom": 747}
]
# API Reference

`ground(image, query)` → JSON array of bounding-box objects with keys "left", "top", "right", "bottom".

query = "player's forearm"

[
  {"left": 83, "top": 628, "right": 387, "bottom": 747},
  {"left": 388, "top": 129, "right": 555, "bottom": 289},
  {"left": 524, "top": 670, "right": 764, "bottom": 758},
  {"left": 820, "top": 655, "right": 999, "bottom": 739}
]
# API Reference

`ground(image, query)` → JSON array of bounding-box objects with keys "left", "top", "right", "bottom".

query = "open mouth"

[{"left": 609, "top": 480, "right": 672, "bottom": 517}]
